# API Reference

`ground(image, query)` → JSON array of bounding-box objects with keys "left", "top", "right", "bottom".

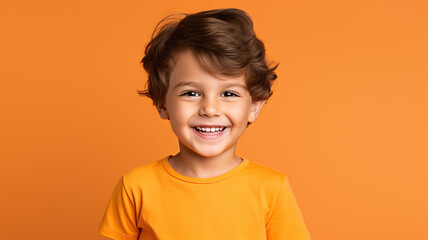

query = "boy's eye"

[
  {"left": 180, "top": 91, "right": 239, "bottom": 97},
  {"left": 221, "top": 91, "right": 239, "bottom": 97},
  {"left": 181, "top": 91, "right": 200, "bottom": 97}
]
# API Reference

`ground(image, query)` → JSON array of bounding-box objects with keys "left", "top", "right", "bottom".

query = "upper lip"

[{"left": 193, "top": 125, "right": 227, "bottom": 128}]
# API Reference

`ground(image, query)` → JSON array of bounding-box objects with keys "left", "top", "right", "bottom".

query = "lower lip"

[{"left": 192, "top": 127, "right": 228, "bottom": 140}]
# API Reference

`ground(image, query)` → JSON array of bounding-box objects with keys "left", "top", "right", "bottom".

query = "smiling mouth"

[{"left": 193, "top": 126, "right": 227, "bottom": 134}]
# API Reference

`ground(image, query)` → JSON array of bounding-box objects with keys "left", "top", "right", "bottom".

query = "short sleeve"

[
  {"left": 265, "top": 175, "right": 311, "bottom": 240},
  {"left": 98, "top": 176, "right": 140, "bottom": 240}
]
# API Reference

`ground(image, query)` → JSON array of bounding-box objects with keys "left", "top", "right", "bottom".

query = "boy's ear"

[
  {"left": 156, "top": 103, "right": 170, "bottom": 120},
  {"left": 248, "top": 100, "right": 266, "bottom": 123}
]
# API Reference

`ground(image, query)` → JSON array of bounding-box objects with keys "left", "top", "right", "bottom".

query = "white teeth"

[{"left": 195, "top": 126, "right": 225, "bottom": 133}]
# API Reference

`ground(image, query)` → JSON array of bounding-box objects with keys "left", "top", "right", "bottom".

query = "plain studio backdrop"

[{"left": 0, "top": 0, "right": 427, "bottom": 239}]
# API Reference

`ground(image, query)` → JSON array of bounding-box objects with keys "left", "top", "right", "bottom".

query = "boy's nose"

[{"left": 199, "top": 96, "right": 221, "bottom": 117}]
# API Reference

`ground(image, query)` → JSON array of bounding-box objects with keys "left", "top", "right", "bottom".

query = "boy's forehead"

[
  {"left": 171, "top": 49, "right": 199, "bottom": 71},
  {"left": 170, "top": 49, "right": 247, "bottom": 85}
]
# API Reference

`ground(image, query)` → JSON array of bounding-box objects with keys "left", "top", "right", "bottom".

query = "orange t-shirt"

[{"left": 99, "top": 155, "right": 311, "bottom": 240}]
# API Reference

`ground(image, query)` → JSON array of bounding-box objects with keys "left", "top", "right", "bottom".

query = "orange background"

[{"left": 1, "top": 0, "right": 427, "bottom": 239}]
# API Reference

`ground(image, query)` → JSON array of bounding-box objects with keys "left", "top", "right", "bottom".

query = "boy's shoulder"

[
  {"left": 245, "top": 160, "right": 288, "bottom": 184},
  {"left": 122, "top": 156, "right": 165, "bottom": 183}
]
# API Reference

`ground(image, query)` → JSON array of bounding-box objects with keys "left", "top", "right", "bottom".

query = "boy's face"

[{"left": 157, "top": 49, "right": 265, "bottom": 158}]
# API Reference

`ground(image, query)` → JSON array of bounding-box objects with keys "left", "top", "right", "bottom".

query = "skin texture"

[{"left": 157, "top": 48, "right": 265, "bottom": 178}]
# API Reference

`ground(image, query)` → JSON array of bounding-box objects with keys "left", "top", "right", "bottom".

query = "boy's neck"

[{"left": 168, "top": 146, "right": 243, "bottom": 179}]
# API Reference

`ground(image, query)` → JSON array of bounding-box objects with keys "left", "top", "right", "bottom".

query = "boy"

[{"left": 99, "top": 8, "right": 311, "bottom": 240}]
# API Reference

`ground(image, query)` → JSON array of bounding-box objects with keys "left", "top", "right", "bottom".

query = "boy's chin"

[
  {"left": 178, "top": 140, "right": 235, "bottom": 158},
  {"left": 188, "top": 148, "right": 225, "bottom": 158},
  {"left": 185, "top": 146, "right": 229, "bottom": 159},
  {"left": 195, "top": 152, "right": 224, "bottom": 158}
]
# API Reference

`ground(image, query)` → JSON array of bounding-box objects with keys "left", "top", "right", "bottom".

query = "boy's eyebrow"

[
  {"left": 173, "top": 82, "right": 198, "bottom": 89},
  {"left": 173, "top": 82, "right": 247, "bottom": 90},
  {"left": 224, "top": 83, "right": 247, "bottom": 90}
]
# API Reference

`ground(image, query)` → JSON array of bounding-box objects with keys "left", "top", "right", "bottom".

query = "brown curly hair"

[{"left": 137, "top": 8, "right": 279, "bottom": 111}]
